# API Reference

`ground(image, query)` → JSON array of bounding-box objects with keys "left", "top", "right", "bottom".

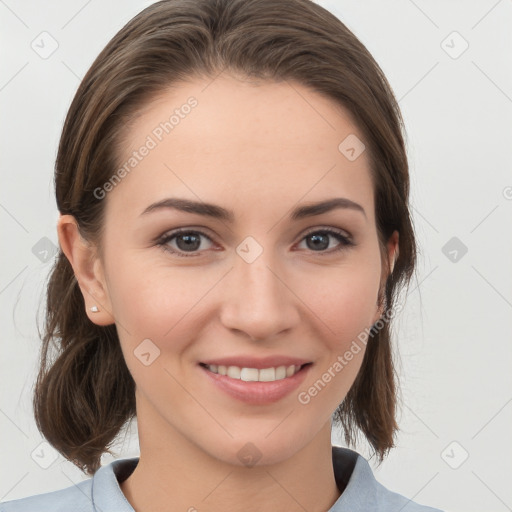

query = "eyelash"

[{"left": 156, "top": 227, "right": 355, "bottom": 258}]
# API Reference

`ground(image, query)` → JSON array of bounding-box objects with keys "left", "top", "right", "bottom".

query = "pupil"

[
  {"left": 309, "top": 233, "right": 328, "bottom": 250},
  {"left": 177, "top": 233, "right": 200, "bottom": 251}
]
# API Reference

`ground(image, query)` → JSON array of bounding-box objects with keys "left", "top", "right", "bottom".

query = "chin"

[{"left": 200, "top": 423, "right": 318, "bottom": 468}]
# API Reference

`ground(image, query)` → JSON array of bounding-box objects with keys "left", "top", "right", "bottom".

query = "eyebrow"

[{"left": 140, "top": 197, "right": 367, "bottom": 221}]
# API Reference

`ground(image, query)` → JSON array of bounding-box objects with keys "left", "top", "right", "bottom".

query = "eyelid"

[
  {"left": 301, "top": 225, "right": 352, "bottom": 241},
  {"left": 153, "top": 225, "right": 215, "bottom": 244},
  {"left": 155, "top": 224, "right": 352, "bottom": 243}
]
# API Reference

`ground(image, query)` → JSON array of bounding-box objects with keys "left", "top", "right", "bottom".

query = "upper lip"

[{"left": 200, "top": 356, "right": 312, "bottom": 369}]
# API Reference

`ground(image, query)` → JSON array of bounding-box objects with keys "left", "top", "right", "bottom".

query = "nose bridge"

[{"left": 219, "top": 241, "right": 298, "bottom": 339}]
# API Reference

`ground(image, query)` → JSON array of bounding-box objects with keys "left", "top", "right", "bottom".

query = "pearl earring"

[{"left": 90, "top": 306, "right": 99, "bottom": 313}]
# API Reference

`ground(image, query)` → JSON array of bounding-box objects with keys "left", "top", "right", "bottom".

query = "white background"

[{"left": 1, "top": 1, "right": 511, "bottom": 511}]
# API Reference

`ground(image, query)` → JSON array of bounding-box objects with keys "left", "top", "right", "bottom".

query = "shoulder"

[
  {"left": 0, "top": 478, "right": 94, "bottom": 512},
  {"left": 331, "top": 446, "right": 445, "bottom": 512},
  {"left": 0, "top": 457, "right": 139, "bottom": 512}
]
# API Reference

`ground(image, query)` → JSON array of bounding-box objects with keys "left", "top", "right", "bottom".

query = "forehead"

[{"left": 107, "top": 74, "right": 374, "bottom": 223}]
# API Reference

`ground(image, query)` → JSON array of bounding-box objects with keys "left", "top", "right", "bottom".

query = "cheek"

[
  {"left": 298, "top": 258, "right": 381, "bottom": 344},
  {"left": 294, "top": 265, "right": 381, "bottom": 415},
  {"left": 106, "top": 256, "right": 216, "bottom": 348}
]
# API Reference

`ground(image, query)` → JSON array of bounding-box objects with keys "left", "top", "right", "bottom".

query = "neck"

[{"left": 121, "top": 420, "right": 341, "bottom": 512}]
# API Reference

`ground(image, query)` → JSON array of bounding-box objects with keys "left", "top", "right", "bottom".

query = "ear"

[
  {"left": 57, "top": 214, "right": 115, "bottom": 326},
  {"left": 372, "top": 229, "right": 399, "bottom": 325}
]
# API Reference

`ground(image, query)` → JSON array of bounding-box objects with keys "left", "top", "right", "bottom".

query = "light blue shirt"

[{"left": 0, "top": 446, "right": 443, "bottom": 511}]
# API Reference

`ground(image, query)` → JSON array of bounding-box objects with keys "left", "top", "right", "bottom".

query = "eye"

[
  {"left": 156, "top": 229, "right": 215, "bottom": 258},
  {"left": 156, "top": 226, "right": 354, "bottom": 258},
  {"left": 296, "top": 228, "right": 354, "bottom": 254}
]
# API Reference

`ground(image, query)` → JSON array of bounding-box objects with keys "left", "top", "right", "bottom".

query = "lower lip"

[{"left": 199, "top": 364, "right": 312, "bottom": 405}]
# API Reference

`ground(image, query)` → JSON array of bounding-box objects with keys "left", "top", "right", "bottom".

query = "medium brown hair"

[{"left": 34, "top": 0, "right": 416, "bottom": 476}]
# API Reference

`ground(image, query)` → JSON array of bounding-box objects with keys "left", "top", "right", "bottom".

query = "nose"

[{"left": 219, "top": 250, "right": 301, "bottom": 341}]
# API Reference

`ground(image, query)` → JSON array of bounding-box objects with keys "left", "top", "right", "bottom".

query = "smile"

[
  {"left": 201, "top": 363, "right": 305, "bottom": 382},
  {"left": 198, "top": 361, "right": 313, "bottom": 405}
]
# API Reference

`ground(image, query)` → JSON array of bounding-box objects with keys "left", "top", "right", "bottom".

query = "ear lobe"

[
  {"left": 372, "top": 230, "right": 400, "bottom": 326},
  {"left": 387, "top": 230, "right": 400, "bottom": 276},
  {"left": 57, "top": 214, "right": 115, "bottom": 326},
  {"left": 371, "top": 300, "right": 385, "bottom": 328}
]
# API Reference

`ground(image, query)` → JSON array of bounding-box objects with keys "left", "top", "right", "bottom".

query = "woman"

[{"left": 0, "top": 0, "right": 444, "bottom": 510}]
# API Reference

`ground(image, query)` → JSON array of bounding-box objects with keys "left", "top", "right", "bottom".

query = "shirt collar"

[
  {"left": 91, "top": 456, "right": 138, "bottom": 512},
  {"left": 330, "top": 446, "right": 380, "bottom": 510}
]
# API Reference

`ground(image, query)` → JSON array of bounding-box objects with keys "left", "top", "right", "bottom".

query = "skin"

[{"left": 58, "top": 74, "right": 398, "bottom": 512}]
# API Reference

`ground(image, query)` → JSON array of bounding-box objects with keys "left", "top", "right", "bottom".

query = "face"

[{"left": 70, "top": 74, "right": 398, "bottom": 467}]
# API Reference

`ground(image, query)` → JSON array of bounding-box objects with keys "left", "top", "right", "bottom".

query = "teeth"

[
  {"left": 205, "top": 364, "right": 302, "bottom": 382},
  {"left": 240, "top": 367, "right": 259, "bottom": 381},
  {"left": 259, "top": 367, "right": 275, "bottom": 382},
  {"left": 275, "top": 366, "right": 286, "bottom": 380},
  {"left": 227, "top": 366, "right": 241, "bottom": 379}
]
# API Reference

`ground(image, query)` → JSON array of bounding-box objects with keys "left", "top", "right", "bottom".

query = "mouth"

[
  {"left": 198, "top": 360, "right": 313, "bottom": 405},
  {"left": 199, "top": 362, "right": 312, "bottom": 382}
]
